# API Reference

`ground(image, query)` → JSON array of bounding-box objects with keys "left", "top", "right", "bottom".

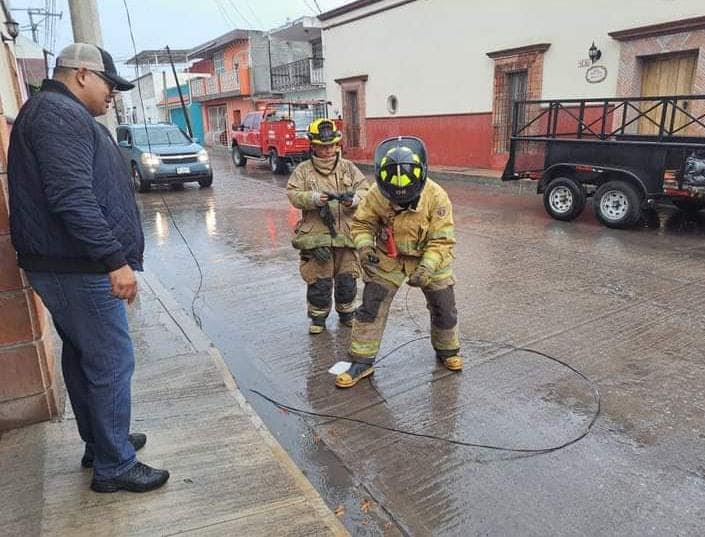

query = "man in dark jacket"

[{"left": 8, "top": 43, "right": 169, "bottom": 493}]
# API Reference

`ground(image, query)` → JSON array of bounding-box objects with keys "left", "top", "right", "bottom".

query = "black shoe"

[
  {"left": 91, "top": 461, "right": 170, "bottom": 493},
  {"left": 81, "top": 433, "right": 147, "bottom": 468}
]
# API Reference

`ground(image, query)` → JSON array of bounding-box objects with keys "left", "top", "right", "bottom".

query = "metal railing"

[
  {"left": 189, "top": 70, "right": 240, "bottom": 99},
  {"left": 270, "top": 57, "right": 325, "bottom": 92},
  {"left": 512, "top": 95, "right": 705, "bottom": 142}
]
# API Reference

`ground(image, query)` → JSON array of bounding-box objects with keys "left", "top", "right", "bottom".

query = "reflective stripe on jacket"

[
  {"left": 287, "top": 158, "right": 368, "bottom": 249},
  {"left": 351, "top": 179, "right": 455, "bottom": 273}
]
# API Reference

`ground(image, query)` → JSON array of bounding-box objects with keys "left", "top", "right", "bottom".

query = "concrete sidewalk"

[{"left": 0, "top": 272, "right": 348, "bottom": 537}]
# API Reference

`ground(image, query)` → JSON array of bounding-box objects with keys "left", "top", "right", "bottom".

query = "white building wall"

[
  {"left": 322, "top": 0, "right": 705, "bottom": 118},
  {"left": 128, "top": 70, "right": 202, "bottom": 124},
  {"left": 0, "top": 8, "right": 22, "bottom": 119}
]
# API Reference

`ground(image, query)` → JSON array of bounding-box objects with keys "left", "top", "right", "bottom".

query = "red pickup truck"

[{"left": 231, "top": 101, "right": 341, "bottom": 174}]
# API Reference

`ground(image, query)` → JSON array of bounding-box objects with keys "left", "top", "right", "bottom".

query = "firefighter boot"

[
  {"left": 438, "top": 354, "right": 463, "bottom": 371},
  {"left": 309, "top": 317, "right": 326, "bottom": 335},
  {"left": 335, "top": 362, "right": 375, "bottom": 388},
  {"left": 338, "top": 311, "right": 354, "bottom": 327}
]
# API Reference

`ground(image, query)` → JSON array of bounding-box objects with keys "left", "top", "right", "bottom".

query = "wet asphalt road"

[{"left": 137, "top": 149, "right": 705, "bottom": 536}]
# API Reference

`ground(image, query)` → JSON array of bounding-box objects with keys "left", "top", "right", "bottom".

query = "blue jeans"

[{"left": 27, "top": 271, "right": 136, "bottom": 478}]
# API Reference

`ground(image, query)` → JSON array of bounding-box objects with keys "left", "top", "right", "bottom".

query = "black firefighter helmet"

[{"left": 374, "top": 136, "right": 428, "bottom": 205}]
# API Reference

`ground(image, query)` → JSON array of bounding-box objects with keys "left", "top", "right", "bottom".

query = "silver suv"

[{"left": 116, "top": 124, "right": 213, "bottom": 192}]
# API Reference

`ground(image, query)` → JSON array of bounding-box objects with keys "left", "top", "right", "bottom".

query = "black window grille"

[{"left": 497, "top": 70, "right": 527, "bottom": 152}]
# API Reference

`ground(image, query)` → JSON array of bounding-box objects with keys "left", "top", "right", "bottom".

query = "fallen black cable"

[
  {"left": 158, "top": 192, "right": 205, "bottom": 329},
  {"left": 251, "top": 333, "right": 601, "bottom": 453}
]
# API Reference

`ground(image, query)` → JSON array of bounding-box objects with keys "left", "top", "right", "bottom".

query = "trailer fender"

[{"left": 539, "top": 164, "right": 647, "bottom": 198}]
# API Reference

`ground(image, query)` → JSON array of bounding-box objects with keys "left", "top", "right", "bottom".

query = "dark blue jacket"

[{"left": 8, "top": 80, "right": 144, "bottom": 273}]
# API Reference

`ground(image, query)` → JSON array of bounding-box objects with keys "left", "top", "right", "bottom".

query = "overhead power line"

[
  {"left": 224, "top": 0, "right": 255, "bottom": 29},
  {"left": 241, "top": 0, "right": 265, "bottom": 28},
  {"left": 213, "top": 0, "right": 238, "bottom": 28},
  {"left": 300, "top": 0, "right": 318, "bottom": 15}
]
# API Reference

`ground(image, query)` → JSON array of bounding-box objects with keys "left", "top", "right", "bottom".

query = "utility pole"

[
  {"left": 67, "top": 0, "right": 102, "bottom": 46},
  {"left": 66, "top": 0, "right": 115, "bottom": 129},
  {"left": 11, "top": 7, "right": 62, "bottom": 45},
  {"left": 166, "top": 45, "right": 194, "bottom": 138}
]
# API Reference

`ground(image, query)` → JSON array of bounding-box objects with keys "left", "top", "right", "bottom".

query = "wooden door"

[
  {"left": 639, "top": 53, "right": 697, "bottom": 135},
  {"left": 344, "top": 90, "right": 360, "bottom": 147}
]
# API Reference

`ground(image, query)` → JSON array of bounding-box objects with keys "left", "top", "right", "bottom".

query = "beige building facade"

[{"left": 320, "top": 0, "right": 705, "bottom": 169}]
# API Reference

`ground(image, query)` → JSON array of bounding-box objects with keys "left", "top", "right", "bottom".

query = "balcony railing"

[
  {"left": 190, "top": 70, "right": 240, "bottom": 99},
  {"left": 271, "top": 57, "right": 325, "bottom": 92}
]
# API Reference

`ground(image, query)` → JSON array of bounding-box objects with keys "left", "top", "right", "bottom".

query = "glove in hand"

[
  {"left": 358, "top": 246, "right": 379, "bottom": 267},
  {"left": 407, "top": 265, "right": 432, "bottom": 288}
]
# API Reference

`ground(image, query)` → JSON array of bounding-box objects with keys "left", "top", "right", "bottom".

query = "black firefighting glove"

[
  {"left": 311, "top": 247, "right": 332, "bottom": 263},
  {"left": 358, "top": 246, "right": 379, "bottom": 275},
  {"left": 319, "top": 204, "right": 337, "bottom": 238},
  {"left": 325, "top": 191, "right": 356, "bottom": 207},
  {"left": 407, "top": 265, "right": 433, "bottom": 288}
]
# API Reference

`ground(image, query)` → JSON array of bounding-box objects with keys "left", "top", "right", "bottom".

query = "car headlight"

[
  {"left": 140, "top": 153, "right": 161, "bottom": 167},
  {"left": 197, "top": 149, "right": 209, "bottom": 163}
]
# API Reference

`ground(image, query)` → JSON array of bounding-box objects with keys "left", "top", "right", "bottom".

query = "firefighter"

[
  {"left": 336, "top": 136, "right": 462, "bottom": 388},
  {"left": 287, "top": 118, "right": 369, "bottom": 334}
]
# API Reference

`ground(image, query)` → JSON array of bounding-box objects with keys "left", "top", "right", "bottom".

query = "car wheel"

[
  {"left": 232, "top": 145, "right": 247, "bottom": 167},
  {"left": 269, "top": 149, "right": 287, "bottom": 175},
  {"left": 199, "top": 175, "right": 213, "bottom": 188},
  {"left": 132, "top": 164, "right": 150, "bottom": 193},
  {"left": 542, "top": 177, "right": 586, "bottom": 221},
  {"left": 593, "top": 180, "right": 642, "bottom": 228}
]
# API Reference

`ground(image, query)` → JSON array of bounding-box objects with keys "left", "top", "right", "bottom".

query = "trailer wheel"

[
  {"left": 232, "top": 145, "right": 247, "bottom": 167},
  {"left": 593, "top": 180, "right": 642, "bottom": 228},
  {"left": 269, "top": 149, "right": 287, "bottom": 175},
  {"left": 543, "top": 177, "right": 586, "bottom": 221}
]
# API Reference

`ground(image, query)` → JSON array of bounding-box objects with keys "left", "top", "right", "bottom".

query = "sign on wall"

[{"left": 585, "top": 65, "right": 608, "bottom": 84}]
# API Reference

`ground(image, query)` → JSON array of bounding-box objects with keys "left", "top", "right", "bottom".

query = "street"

[{"left": 137, "top": 149, "right": 705, "bottom": 536}]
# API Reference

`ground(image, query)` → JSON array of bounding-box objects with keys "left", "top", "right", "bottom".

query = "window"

[
  {"left": 311, "top": 39, "right": 323, "bottom": 69},
  {"left": 345, "top": 90, "right": 360, "bottom": 147},
  {"left": 133, "top": 127, "right": 191, "bottom": 146},
  {"left": 497, "top": 70, "right": 527, "bottom": 152},
  {"left": 386, "top": 95, "right": 398, "bottom": 115},
  {"left": 214, "top": 51, "right": 225, "bottom": 74},
  {"left": 243, "top": 112, "right": 259, "bottom": 130},
  {"left": 116, "top": 127, "right": 128, "bottom": 143}
]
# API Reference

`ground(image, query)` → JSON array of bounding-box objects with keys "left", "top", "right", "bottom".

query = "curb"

[
  {"left": 140, "top": 270, "right": 350, "bottom": 537},
  {"left": 353, "top": 162, "right": 538, "bottom": 194}
]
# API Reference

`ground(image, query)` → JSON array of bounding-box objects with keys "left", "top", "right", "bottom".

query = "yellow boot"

[
  {"left": 440, "top": 355, "right": 463, "bottom": 371},
  {"left": 335, "top": 362, "right": 375, "bottom": 388}
]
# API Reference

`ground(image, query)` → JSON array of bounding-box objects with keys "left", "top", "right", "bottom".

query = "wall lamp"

[
  {"left": 2, "top": 18, "right": 20, "bottom": 44},
  {"left": 588, "top": 41, "right": 602, "bottom": 64}
]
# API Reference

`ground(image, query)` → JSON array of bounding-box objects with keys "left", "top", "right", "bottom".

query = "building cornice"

[
  {"left": 486, "top": 43, "right": 551, "bottom": 60},
  {"left": 609, "top": 16, "right": 705, "bottom": 41},
  {"left": 334, "top": 74, "right": 368, "bottom": 84},
  {"left": 320, "top": 0, "right": 418, "bottom": 30},
  {"left": 319, "top": 0, "right": 385, "bottom": 21}
]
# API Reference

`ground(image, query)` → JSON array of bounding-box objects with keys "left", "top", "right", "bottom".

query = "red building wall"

[{"left": 347, "top": 113, "right": 494, "bottom": 169}]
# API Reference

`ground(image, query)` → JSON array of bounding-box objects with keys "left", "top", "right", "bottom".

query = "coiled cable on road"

[{"left": 251, "top": 288, "right": 601, "bottom": 454}]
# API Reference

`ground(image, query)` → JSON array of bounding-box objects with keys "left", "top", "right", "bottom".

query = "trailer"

[{"left": 502, "top": 94, "right": 705, "bottom": 228}]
